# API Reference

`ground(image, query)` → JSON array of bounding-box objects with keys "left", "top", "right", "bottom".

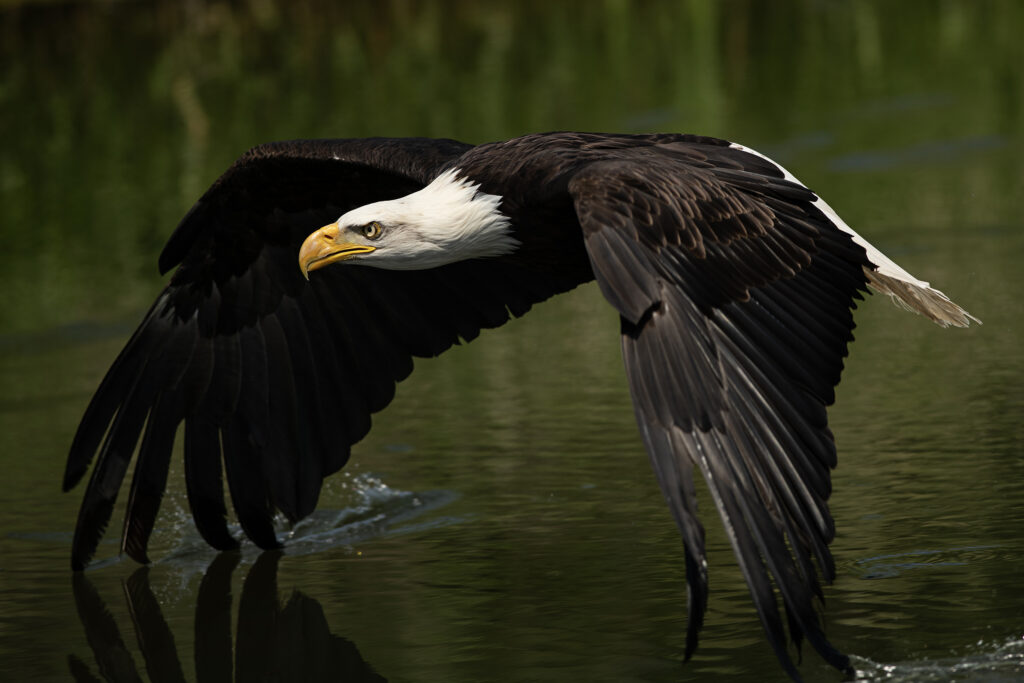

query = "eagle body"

[{"left": 65, "top": 132, "right": 976, "bottom": 682}]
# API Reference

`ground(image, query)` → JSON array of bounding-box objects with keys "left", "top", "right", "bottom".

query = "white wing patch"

[{"left": 729, "top": 142, "right": 978, "bottom": 327}]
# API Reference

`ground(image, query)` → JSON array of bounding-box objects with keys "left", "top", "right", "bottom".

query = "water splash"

[
  {"left": 151, "top": 472, "right": 462, "bottom": 570},
  {"left": 280, "top": 472, "right": 463, "bottom": 555},
  {"left": 852, "top": 635, "right": 1024, "bottom": 681}
]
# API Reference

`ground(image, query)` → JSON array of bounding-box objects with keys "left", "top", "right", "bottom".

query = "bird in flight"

[{"left": 65, "top": 132, "right": 976, "bottom": 681}]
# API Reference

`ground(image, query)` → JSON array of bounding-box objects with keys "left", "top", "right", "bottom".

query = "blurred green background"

[{"left": 1, "top": 1, "right": 1022, "bottom": 681}]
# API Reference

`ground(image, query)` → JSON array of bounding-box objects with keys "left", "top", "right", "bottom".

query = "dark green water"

[{"left": 2, "top": 2, "right": 1023, "bottom": 681}]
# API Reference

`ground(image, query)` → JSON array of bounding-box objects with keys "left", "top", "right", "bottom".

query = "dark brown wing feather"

[
  {"left": 64, "top": 137, "right": 582, "bottom": 570},
  {"left": 570, "top": 141, "right": 867, "bottom": 680}
]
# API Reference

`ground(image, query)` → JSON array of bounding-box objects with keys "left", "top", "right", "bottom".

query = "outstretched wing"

[
  {"left": 64, "top": 137, "right": 577, "bottom": 570},
  {"left": 570, "top": 138, "right": 868, "bottom": 679}
]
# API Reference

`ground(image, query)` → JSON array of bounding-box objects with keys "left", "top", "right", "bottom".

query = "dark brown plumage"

[{"left": 65, "top": 132, "right": 975, "bottom": 682}]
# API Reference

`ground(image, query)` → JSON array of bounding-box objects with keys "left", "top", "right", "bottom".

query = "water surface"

[{"left": 2, "top": 2, "right": 1023, "bottom": 681}]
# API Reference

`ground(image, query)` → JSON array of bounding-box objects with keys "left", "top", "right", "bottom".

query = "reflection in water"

[{"left": 70, "top": 553, "right": 385, "bottom": 682}]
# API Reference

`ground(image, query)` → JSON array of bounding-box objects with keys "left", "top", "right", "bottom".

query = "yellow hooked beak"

[{"left": 298, "top": 223, "right": 377, "bottom": 279}]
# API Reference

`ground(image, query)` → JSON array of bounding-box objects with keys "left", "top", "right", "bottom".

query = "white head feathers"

[{"left": 334, "top": 169, "right": 518, "bottom": 270}]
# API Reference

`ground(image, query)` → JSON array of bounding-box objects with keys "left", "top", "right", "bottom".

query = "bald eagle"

[{"left": 64, "top": 132, "right": 976, "bottom": 681}]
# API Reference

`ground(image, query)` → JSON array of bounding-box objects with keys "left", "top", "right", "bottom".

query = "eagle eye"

[{"left": 361, "top": 222, "right": 383, "bottom": 240}]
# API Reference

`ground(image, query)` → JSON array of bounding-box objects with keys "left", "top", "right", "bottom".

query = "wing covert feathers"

[{"left": 727, "top": 141, "right": 979, "bottom": 328}]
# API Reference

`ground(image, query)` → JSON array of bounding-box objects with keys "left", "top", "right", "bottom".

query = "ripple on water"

[{"left": 855, "top": 545, "right": 1003, "bottom": 580}]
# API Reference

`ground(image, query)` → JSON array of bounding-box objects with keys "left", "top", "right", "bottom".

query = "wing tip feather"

[{"left": 866, "top": 268, "right": 980, "bottom": 328}]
